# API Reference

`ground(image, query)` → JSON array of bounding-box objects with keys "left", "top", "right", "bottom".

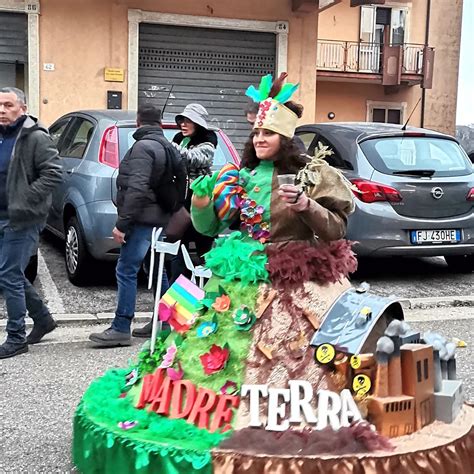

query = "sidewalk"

[{"left": 0, "top": 295, "right": 472, "bottom": 329}]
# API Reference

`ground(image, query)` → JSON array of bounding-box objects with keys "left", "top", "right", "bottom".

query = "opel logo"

[{"left": 431, "top": 187, "right": 444, "bottom": 200}]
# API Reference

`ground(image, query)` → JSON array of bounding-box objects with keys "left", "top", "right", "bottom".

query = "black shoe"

[
  {"left": 0, "top": 341, "right": 29, "bottom": 359},
  {"left": 27, "top": 317, "right": 58, "bottom": 344},
  {"left": 89, "top": 327, "right": 132, "bottom": 347},
  {"left": 132, "top": 321, "right": 152, "bottom": 338}
]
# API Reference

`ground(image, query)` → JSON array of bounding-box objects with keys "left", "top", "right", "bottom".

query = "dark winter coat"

[
  {"left": 4, "top": 116, "right": 62, "bottom": 230},
  {"left": 115, "top": 126, "right": 172, "bottom": 233}
]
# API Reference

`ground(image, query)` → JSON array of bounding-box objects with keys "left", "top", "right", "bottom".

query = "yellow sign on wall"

[{"left": 104, "top": 68, "right": 124, "bottom": 82}]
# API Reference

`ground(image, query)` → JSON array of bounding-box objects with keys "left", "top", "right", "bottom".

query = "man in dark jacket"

[
  {"left": 89, "top": 105, "right": 178, "bottom": 347},
  {"left": 0, "top": 87, "right": 62, "bottom": 359}
]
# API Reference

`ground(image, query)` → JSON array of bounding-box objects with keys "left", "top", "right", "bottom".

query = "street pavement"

[{"left": 0, "top": 306, "right": 472, "bottom": 474}]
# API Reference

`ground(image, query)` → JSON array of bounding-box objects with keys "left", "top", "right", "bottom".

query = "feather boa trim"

[{"left": 266, "top": 240, "right": 358, "bottom": 289}]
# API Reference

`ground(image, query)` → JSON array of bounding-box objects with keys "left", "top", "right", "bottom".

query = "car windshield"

[
  {"left": 117, "top": 127, "right": 233, "bottom": 171},
  {"left": 360, "top": 136, "right": 472, "bottom": 177}
]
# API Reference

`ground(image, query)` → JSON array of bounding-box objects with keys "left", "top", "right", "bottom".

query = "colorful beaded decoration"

[{"left": 240, "top": 194, "right": 270, "bottom": 243}]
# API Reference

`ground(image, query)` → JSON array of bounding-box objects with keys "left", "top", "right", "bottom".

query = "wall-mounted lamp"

[{"left": 328, "top": 112, "right": 336, "bottom": 120}]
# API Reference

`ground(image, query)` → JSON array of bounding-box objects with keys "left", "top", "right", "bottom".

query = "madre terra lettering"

[{"left": 137, "top": 369, "right": 362, "bottom": 432}]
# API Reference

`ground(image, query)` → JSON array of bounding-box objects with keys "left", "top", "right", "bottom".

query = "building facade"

[
  {"left": 0, "top": 0, "right": 463, "bottom": 138},
  {"left": 0, "top": 0, "right": 320, "bottom": 150},
  {"left": 316, "top": 0, "right": 463, "bottom": 135}
]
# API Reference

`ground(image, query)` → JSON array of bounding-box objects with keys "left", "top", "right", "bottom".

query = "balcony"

[{"left": 317, "top": 40, "right": 434, "bottom": 88}]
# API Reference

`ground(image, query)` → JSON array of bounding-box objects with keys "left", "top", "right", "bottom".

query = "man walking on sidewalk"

[
  {"left": 0, "top": 87, "right": 62, "bottom": 359},
  {"left": 89, "top": 105, "right": 186, "bottom": 347}
]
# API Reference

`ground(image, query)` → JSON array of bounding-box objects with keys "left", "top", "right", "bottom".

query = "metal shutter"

[
  {"left": 0, "top": 12, "right": 27, "bottom": 64},
  {"left": 138, "top": 24, "right": 276, "bottom": 152}
]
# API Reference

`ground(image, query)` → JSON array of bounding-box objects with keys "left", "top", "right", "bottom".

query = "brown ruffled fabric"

[
  {"left": 266, "top": 239, "right": 357, "bottom": 290},
  {"left": 213, "top": 405, "right": 474, "bottom": 474}
]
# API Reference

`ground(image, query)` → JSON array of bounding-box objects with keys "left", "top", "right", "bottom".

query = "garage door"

[
  {"left": 138, "top": 24, "right": 276, "bottom": 152},
  {"left": 0, "top": 12, "right": 27, "bottom": 89}
]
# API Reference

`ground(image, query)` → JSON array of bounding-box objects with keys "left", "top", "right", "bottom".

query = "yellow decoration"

[
  {"left": 315, "top": 343, "right": 336, "bottom": 365},
  {"left": 350, "top": 355, "right": 362, "bottom": 369},
  {"left": 352, "top": 374, "right": 371, "bottom": 396},
  {"left": 453, "top": 337, "right": 467, "bottom": 348}
]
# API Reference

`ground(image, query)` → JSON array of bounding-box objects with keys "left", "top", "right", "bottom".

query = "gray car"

[
  {"left": 295, "top": 123, "right": 474, "bottom": 273},
  {"left": 46, "top": 110, "right": 240, "bottom": 285}
]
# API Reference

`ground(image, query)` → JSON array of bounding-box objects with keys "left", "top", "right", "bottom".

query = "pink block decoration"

[{"left": 158, "top": 275, "right": 205, "bottom": 331}]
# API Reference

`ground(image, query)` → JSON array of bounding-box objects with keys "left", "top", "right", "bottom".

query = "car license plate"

[{"left": 410, "top": 229, "right": 461, "bottom": 244}]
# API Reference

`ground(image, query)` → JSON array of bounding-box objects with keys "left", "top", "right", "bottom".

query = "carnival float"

[{"left": 73, "top": 74, "right": 473, "bottom": 474}]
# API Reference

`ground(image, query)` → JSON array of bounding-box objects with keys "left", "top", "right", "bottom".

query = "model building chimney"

[
  {"left": 432, "top": 342, "right": 443, "bottom": 392},
  {"left": 423, "top": 331, "right": 445, "bottom": 392},
  {"left": 440, "top": 345, "right": 449, "bottom": 380},
  {"left": 384, "top": 320, "right": 406, "bottom": 397},
  {"left": 446, "top": 342, "right": 457, "bottom": 380},
  {"left": 374, "top": 336, "right": 394, "bottom": 398}
]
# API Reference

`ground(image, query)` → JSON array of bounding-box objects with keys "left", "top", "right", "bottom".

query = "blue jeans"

[
  {"left": 0, "top": 220, "right": 49, "bottom": 344},
  {"left": 112, "top": 225, "right": 169, "bottom": 333}
]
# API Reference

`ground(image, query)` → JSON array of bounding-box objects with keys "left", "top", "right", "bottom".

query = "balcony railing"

[{"left": 317, "top": 40, "right": 429, "bottom": 75}]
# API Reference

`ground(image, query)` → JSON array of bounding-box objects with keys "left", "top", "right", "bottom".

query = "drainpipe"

[{"left": 421, "top": 0, "right": 431, "bottom": 128}]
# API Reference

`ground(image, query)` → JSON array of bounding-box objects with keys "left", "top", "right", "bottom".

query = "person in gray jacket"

[
  {"left": 0, "top": 87, "right": 62, "bottom": 359},
  {"left": 169, "top": 104, "right": 216, "bottom": 283}
]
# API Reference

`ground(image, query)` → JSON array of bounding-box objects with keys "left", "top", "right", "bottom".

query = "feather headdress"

[{"left": 245, "top": 73, "right": 300, "bottom": 138}]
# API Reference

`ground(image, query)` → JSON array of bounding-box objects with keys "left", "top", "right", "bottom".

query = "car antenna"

[{"left": 401, "top": 98, "right": 422, "bottom": 131}]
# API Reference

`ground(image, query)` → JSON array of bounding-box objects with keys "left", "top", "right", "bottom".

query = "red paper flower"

[
  {"left": 212, "top": 295, "right": 231, "bottom": 313},
  {"left": 200, "top": 344, "right": 230, "bottom": 375}
]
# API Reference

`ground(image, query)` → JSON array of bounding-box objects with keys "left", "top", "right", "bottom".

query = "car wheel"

[
  {"left": 65, "top": 216, "right": 91, "bottom": 285},
  {"left": 25, "top": 254, "right": 38, "bottom": 284},
  {"left": 444, "top": 255, "right": 474, "bottom": 273}
]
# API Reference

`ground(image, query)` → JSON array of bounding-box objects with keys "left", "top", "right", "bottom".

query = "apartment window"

[
  {"left": 417, "top": 361, "right": 422, "bottom": 383},
  {"left": 367, "top": 101, "right": 406, "bottom": 124},
  {"left": 360, "top": 5, "right": 408, "bottom": 46},
  {"left": 424, "top": 359, "right": 429, "bottom": 380}
]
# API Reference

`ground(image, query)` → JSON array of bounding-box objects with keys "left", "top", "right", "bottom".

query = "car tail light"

[
  {"left": 99, "top": 126, "right": 119, "bottom": 169},
  {"left": 402, "top": 132, "right": 425, "bottom": 137},
  {"left": 467, "top": 188, "right": 474, "bottom": 201},
  {"left": 351, "top": 179, "right": 403, "bottom": 203}
]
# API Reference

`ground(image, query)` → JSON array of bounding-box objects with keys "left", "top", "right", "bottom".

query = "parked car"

[
  {"left": 45, "top": 110, "right": 240, "bottom": 285},
  {"left": 295, "top": 122, "right": 474, "bottom": 273}
]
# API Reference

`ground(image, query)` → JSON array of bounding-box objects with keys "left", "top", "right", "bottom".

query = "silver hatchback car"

[
  {"left": 46, "top": 110, "right": 240, "bottom": 285},
  {"left": 296, "top": 123, "right": 474, "bottom": 273}
]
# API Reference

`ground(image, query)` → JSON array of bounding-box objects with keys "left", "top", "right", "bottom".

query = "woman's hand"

[
  {"left": 278, "top": 184, "right": 310, "bottom": 212},
  {"left": 192, "top": 194, "right": 211, "bottom": 209}
]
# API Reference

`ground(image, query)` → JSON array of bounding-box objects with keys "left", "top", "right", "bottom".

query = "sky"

[{"left": 456, "top": 0, "right": 474, "bottom": 125}]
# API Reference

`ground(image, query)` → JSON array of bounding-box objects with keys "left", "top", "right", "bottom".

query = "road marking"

[{"left": 37, "top": 248, "right": 65, "bottom": 314}]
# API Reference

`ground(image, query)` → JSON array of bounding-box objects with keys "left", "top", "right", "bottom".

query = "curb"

[
  {"left": 0, "top": 312, "right": 153, "bottom": 328},
  {"left": 401, "top": 295, "right": 474, "bottom": 310},
  {"left": 0, "top": 296, "right": 472, "bottom": 328}
]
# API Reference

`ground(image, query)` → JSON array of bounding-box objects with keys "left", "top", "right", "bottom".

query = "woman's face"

[
  {"left": 253, "top": 129, "right": 281, "bottom": 160},
  {"left": 179, "top": 117, "right": 197, "bottom": 137}
]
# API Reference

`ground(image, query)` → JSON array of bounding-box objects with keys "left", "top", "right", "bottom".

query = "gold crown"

[{"left": 254, "top": 98, "right": 298, "bottom": 138}]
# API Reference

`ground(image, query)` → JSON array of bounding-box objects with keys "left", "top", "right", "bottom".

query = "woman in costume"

[
  {"left": 189, "top": 73, "right": 357, "bottom": 424},
  {"left": 169, "top": 103, "right": 218, "bottom": 283}
]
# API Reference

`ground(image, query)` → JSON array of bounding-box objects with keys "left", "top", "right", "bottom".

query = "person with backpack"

[
  {"left": 167, "top": 104, "right": 217, "bottom": 284},
  {"left": 89, "top": 104, "right": 186, "bottom": 347}
]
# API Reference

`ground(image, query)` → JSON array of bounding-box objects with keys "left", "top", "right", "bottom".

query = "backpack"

[{"left": 149, "top": 135, "right": 188, "bottom": 213}]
